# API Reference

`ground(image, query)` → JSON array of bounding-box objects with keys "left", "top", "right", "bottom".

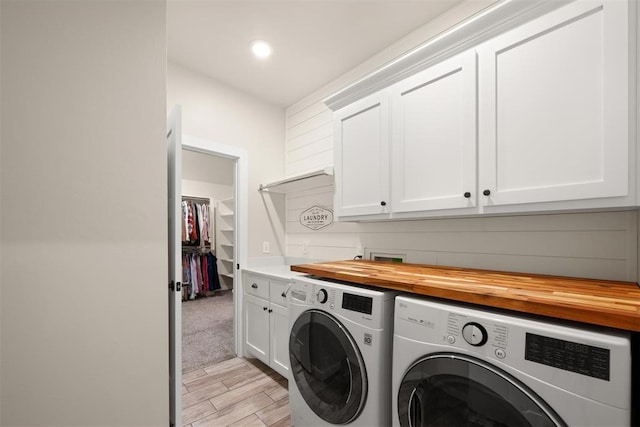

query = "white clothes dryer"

[
  {"left": 392, "top": 296, "right": 632, "bottom": 427},
  {"left": 288, "top": 275, "right": 396, "bottom": 426}
]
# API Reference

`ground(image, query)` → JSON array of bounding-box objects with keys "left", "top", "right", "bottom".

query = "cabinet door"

[
  {"left": 269, "top": 303, "right": 290, "bottom": 378},
  {"left": 478, "top": 0, "right": 629, "bottom": 207},
  {"left": 244, "top": 293, "right": 269, "bottom": 365},
  {"left": 391, "top": 51, "right": 477, "bottom": 212},
  {"left": 334, "top": 90, "right": 390, "bottom": 218}
]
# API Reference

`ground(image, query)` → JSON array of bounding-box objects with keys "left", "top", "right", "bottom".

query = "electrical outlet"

[
  {"left": 303, "top": 240, "right": 309, "bottom": 255},
  {"left": 262, "top": 241, "right": 270, "bottom": 254}
]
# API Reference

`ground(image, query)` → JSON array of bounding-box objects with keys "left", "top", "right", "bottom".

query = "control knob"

[
  {"left": 462, "top": 322, "right": 488, "bottom": 346},
  {"left": 316, "top": 289, "right": 328, "bottom": 304}
]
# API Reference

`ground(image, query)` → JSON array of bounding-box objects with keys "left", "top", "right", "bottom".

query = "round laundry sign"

[{"left": 300, "top": 206, "right": 334, "bottom": 231}]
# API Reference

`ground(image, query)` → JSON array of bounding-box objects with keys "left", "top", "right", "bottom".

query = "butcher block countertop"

[{"left": 290, "top": 260, "right": 640, "bottom": 332}]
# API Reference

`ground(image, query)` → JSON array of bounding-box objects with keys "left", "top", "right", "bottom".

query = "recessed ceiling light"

[{"left": 250, "top": 40, "right": 272, "bottom": 59}]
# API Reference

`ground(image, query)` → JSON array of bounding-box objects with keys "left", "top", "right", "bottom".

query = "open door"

[{"left": 167, "top": 105, "right": 182, "bottom": 427}]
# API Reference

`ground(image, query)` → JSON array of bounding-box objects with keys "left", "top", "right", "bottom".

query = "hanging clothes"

[
  {"left": 207, "top": 253, "right": 221, "bottom": 291},
  {"left": 181, "top": 251, "right": 221, "bottom": 297},
  {"left": 181, "top": 197, "right": 218, "bottom": 299},
  {"left": 181, "top": 198, "right": 211, "bottom": 247},
  {"left": 181, "top": 201, "right": 188, "bottom": 242}
]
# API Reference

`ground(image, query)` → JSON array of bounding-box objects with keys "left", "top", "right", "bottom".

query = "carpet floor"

[{"left": 182, "top": 290, "right": 235, "bottom": 374}]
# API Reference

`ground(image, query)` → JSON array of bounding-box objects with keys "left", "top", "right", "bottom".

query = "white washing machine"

[
  {"left": 392, "top": 296, "right": 632, "bottom": 427},
  {"left": 288, "top": 275, "right": 396, "bottom": 426}
]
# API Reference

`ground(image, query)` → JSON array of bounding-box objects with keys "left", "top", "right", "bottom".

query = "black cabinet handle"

[
  {"left": 483, "top": 189, "right": 491, "bottom": 196},
  {"left": 380, "top": 201, "right": 387, "bottom": 206},
  {"left": 251, "top": 283, "right": 258, "bottom": 289},
  {"left": 463, "top": 192, "right": 471, "bottom": 198},
  {"left": 263, "top": 307, "right": 268, "bottom": 311},
  {"left": 268, "top": 309, "right": 273, "bottom": 313}
]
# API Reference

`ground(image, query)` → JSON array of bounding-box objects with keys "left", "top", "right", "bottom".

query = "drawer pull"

[
  {"left": 268, "top": 309, "right": 273, "bottom": 313},
  {"left": 251, "top": 283, "right": 258, "bottom": 289},
  {"left": 263, "top": 307, "right": 268, "bottom": 311}
]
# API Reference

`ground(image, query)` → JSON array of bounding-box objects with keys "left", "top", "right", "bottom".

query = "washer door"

[
  {"left": 289, "top": 309, "right": 367, "bottom": 424},
  {"left": 397, "top": 353, "right": 566, "bottom": 427}
]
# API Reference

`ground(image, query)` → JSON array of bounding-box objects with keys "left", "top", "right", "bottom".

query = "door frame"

[{"left": 182, "top": 134, "right": 248, "bottom": 358}]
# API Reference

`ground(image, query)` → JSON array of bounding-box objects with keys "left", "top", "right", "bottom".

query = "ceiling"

[{"left": 167, "top": 1, "right": 464, "bottom": 108}]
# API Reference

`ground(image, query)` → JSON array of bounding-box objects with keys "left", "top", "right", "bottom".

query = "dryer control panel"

[
  {"left": 394, "top": 295, "right": 631, "bottom": 410},
  {"left": 524, "top": 332, "right": 610, "bottom": 381}
]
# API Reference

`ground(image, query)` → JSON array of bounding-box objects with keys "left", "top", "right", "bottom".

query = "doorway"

[
  {"left": 181, "top": 148, "right": 236, "bottom": 373},
  {"left": 169, "top": 123, "right": 249, "bottom": 426}
]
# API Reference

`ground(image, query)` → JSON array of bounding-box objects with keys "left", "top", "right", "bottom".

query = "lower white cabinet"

[
  {"left": 243, "top": 272, "right": 289, "bottom": 378},
  {"left": 269, "top": 303, "right": 290, "bottom": 376}
]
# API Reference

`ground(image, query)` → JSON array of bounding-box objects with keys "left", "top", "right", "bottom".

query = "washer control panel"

[
  {"left": 342, "top": 292, "right": 373, "bottom": 315},
  {"left": 396, "top": 298, "right": 510, "bottom": 357},
  {"left": 445, "top": 311, "right": 509, "bottom": 356},
  {"left": 316, "top": 288, "right": 328, "bottom": 304},
  {"left": 462, "top": 322, "right": 488, "bottom": 346},
  {"left": 289, "top": 276, "right": 396, "bottom": 329}
]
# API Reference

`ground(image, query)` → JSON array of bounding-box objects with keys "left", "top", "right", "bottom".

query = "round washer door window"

[
  {"left": 397, "top": 353, "right": 566, "bottom": 427},
  {"left": 289, "top": 309, "right": 367, "bottom": 424}
]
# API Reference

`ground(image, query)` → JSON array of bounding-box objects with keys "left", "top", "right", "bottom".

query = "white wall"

[
  {"left": 182, "top": 179, "right": 233, "bottom": 204},
  {"left": 285, "top": 0, "right": 639, "bottom": 283},
  {"left": 183, "top": 147, "right": 234, "bottom": 188},
  {"left": 168, "top": 62, "right": 287, "bottom": 259},
  {"left": 0, "top": 1, "right": 167, "bottom": 425},
  {"left": 285, "top": 0, "right": 498, "bottom": 177}
]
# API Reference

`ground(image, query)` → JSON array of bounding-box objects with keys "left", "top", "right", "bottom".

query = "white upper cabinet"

[
  {"left": 478, "top": 0, "right": 631, "bottom": 208},
  {"left": 334, "top": 91, "right": 390, "bottom": 219},
  {"left": 391, "top": 51, "right": 477, "bottom": 214},
  {"left": 328, "top": 0, "right": 636, "bottom": 221}
]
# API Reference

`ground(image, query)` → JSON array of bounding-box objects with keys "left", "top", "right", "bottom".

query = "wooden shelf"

[{"left": 291, "top": 260, "right": 640, "bottom": 332}]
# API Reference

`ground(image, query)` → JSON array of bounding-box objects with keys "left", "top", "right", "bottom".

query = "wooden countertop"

[{"left": 290, "top": 260, "right": 640, "bottom": 332}]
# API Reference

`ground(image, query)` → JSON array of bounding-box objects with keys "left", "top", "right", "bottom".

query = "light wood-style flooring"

[{"left": 182, "top": 357, "right": 291, "bottom": 427}]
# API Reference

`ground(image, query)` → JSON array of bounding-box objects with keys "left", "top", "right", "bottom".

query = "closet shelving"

[{"left": 215, "top": 198, "right": 235, "bottom": 289}]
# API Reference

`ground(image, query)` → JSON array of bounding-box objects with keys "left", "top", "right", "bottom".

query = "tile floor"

[{"left": 182, "top": 357, "right": 291, "bottom": 427}]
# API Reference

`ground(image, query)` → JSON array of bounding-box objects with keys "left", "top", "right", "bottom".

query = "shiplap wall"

[
  {"left": 284, "top": 0, "right": 639, "bottom": 283},
  {"left": 287, "top": 103, "right": 333, "bottom": 177},
  {"left": 287, "top": 175, "right": 638, "bottom": 281}
]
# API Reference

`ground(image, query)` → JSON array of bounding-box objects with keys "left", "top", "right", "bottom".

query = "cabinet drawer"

[
  {"left": 244, "top": 275, "right": 269, "bottom": 299},
  {"left": 269, "top": 280, "right": 289, "bottom": 307}
]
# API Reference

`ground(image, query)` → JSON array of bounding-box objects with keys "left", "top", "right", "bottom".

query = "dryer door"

[
  {"left": 397, "top": 353, "right": 566, "bottom": 427},
  {"left": 289, "top": 309, "right": 367, "bottom": 424}
]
